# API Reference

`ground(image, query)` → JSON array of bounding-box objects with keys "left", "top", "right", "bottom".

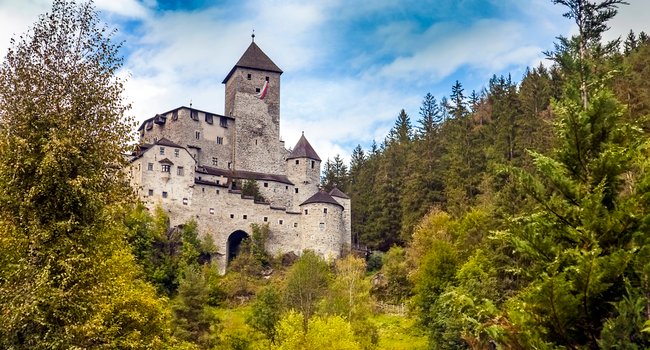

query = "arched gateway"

[{"left": 227, "top": 230, "right": 249, "bottom": 263}]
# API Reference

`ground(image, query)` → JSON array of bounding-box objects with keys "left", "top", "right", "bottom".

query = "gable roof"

[
  {"left": 329, "top": 186, "right": 350, "bottom": 199},
  {"left": 287, "top": 134, "right": 321, "bottom": 161},
  {"left": 137, "top": 106, "right": 232, "bottom": 131},
  {"left": 222, "top": 42, "right": 283, "bottom": 83},
  {"left": 197, "top": 166, "right": 294, "bottom": 186},
  {"left": 155, "top": 137, "right": 183, "bottom": 148},
  {"left": 300, "top": 190, "right": 343, "bottom": 209}
]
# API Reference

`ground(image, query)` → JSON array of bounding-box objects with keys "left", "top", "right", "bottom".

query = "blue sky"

[{"left": 0, "top": 0, "right": 648, "bottom": 162}]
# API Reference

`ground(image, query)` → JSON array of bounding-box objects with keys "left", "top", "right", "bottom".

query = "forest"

[{"left": 1, "top": 0, "right": 649, "bottom": 349}]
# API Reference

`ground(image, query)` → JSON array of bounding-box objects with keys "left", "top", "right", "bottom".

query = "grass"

[{"left": 371, "top": 312, "right": 428, "bottom": 350}]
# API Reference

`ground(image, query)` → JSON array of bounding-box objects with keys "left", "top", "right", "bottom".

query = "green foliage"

[
  {"left": 373, "top": 246, "right": 412, "bottom": 304},
  {"left": 247, "top": 286, "right": 283, "bottom": 344},
  {"left": 0, "top": 1, "right": 172, "bottom": 347},
  {"left": 274, "top": 311, "right": 362, "bottom": 350},
  {"left": 284, "top": 251, "right": 332, "bottom": 330},
  {"left": 172, "top": 266, "right": 219, "bottom": 348},
  {"left": 242, "top": 180, "right": 266, "bottom": 203}
]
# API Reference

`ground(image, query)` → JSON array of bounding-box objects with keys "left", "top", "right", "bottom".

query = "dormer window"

[
  {"left": 205, "top": 113, "right": 213, "bottom": 124},
  {"left": 172, "top": 110, "right": 178, "bottom": 121},
  {"left": 190, "top": 110, "right": 199, "bottom": 121},
  {"left": 220, "top": 117, "right": 228, "bottom": 128}
]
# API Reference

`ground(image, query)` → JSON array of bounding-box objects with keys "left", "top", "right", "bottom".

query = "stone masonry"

[{"left": 127, "top": 40, "right": 352, "bottom": 273}]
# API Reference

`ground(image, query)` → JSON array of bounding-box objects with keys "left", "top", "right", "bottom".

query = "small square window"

[
  {"left": 295, "top": 188, "right": 299, "bottom": 194},
  {"left": 159, "top": 147, "right": 165, "bottom": 155},
  {"left": 147, "top": 163, "right": 153, "bottom": 171},
  {"left": 295, "top": 159, "right": 299, "bottom": 165},
  {"left": 195, "top": 131, "right": 200, "bottom": 140},
  {"left": 182, "top": 198, "right": 188, "bottom": 205},
  {"left": 216, "top": 180, "right": 220, "bottom": 185},
  {"left": 148, "top": 189, "right": 153, "bottom": 196},
  {"left": 311, "top": 160, "right": 315, "bottom": 169},
  {"left": 209, "top": 208, "right": 214, "bottom": 215},
  {"left": 324, "top": 208, "right": 328, "bottom": 214},
  {"left": 216, "top": 136, "right": 223, "bottom": 145},
  {"left": 162, "top": 191, "right": 168, "bottom": 198},
  {"left": 265, "top": 76, "right": 269, "bottom": 81},
  {"left": 243, "top": 215, "right": 247, "bottom": 220},
  {"left": 264, "top": 217, "right": 268, "bottom": 222},
  {"left": 162, "top": 164, "right": 170, "bottom": 173},
  {"left": 255, "top": 88, "right": 260, "bottom": 93},
  {"left": 304, "top": 209, "right": 308, "bottom": 215},
  {"left": 177, "top": 166, "right": 184, "bottom": 176},
  {"left": 319, "top": 222, "right": 325, "bottom": 230},
  {"left": 230, "top": 214, "right": 234, "bottom": 219},
  {"left": 264, "top": 182, "right": 268, "bottom": 188},
  {"left": 247, "top": 73, "right": 251, "bottom": 80},
  {"left": 279, "top": 220, "right": 283, "bottom": 225},
  {"left": 293, "top": 222, "right": 298, "bottom": 228},
  {"left": 228, "top": 162, "right": 232, "bottom": 169},
  {"left": 174, "top": 149, "right": 179, "bottom": 157},
  {"left": 212, "top": 157, "right": 218, "bottom": 166},
  {"left": 216, "top": 189, "right": 220, "bottom": 194},
  {"left": 286, "top": 186, "right": 289, "bottom": 190}
]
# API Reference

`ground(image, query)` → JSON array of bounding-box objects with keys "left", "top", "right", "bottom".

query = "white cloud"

[{"left": 95, "top": 0, "right": 150, "bottom": 19}]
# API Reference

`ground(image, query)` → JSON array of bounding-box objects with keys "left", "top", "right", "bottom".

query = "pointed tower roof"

[
  {"left": 287, "top": 133, "right": 321, "bottom": 161},
  {"left": 222, "top": 41, "right": 283, "bottom": 83},
  {"left": 300, "top": 190, "right": 344, "bottom": 208},
  {"left": 329, "top": 186, "right": 350, "bottom": 199}
]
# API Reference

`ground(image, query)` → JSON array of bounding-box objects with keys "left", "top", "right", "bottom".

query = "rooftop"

[
  {"left": 287, "top": 133, "right": 321, "bottom": 161},
  {"left": 222, "top": 41, "right": 283, "bottom": 83}
]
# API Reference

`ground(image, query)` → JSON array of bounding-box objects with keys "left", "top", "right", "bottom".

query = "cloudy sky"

[{"left": 0, "top": 0, "right": 648, "bottom": 162}]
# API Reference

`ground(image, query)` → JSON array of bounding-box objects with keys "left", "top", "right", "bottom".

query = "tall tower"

[{"left": 222, "top": 37, "right": 284, "bottom": 174}]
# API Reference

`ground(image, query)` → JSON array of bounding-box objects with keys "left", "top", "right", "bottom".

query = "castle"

[{"left": 126, "top": 39, "right": 352, "bottom": 272}]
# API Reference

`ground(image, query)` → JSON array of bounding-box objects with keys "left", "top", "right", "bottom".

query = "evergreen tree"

[
  {"left": 417, "top": 93, "right": 442, "bottom": 137},
  {"left": 0, "top": 1, "right": 171, "bottom": 347}
]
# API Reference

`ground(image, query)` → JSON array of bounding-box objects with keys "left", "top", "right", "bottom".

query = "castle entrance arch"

[{"left": 227, "top": 230, "right": 249, "bottom": 263}]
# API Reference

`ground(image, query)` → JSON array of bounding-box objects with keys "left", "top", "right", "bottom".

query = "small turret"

[
  {"left": 299, "top": 190, "right": 345, "bottom": 258},
  {"left": 287, "top": 133, "right": 321, "bottom": 210}
]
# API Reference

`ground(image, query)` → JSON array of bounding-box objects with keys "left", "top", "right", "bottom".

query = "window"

[
  {"left": 147, "top": 163, "right": 153, "bottom": 171},
  {"left": 293, "top": 223, "right": 298, "bottom": 228},
  {"left": 182, "top": 198, "right": 188, "bottom": 205},
  {"left": 295, "top": 188, "right": 299, "bottom": 194},
  {"left": 190, "top": 110, "right": 198, "bottom": 120},
  {"left": 195, "top": 131, "right": 200, "bottom": 140},
  {"left": 216, "top": 189, "right": 220, "bottom": 194},
  {"left": 324, "top": 208, "right": 328, "bottom": 214},
  {"left": 227, "top": 162, "right": 232, "bottom": 169},
  {"left": 304, "top": 209, "right": 308, "bottom": 215},
  {"left": 162, "top": 164, "right": 171, "bottom": 173},
  {"left": 295, "top": 159, "right": 299, "bottom": 165},
  {"left": 264, "top": 217, "right": 268, "bottom": 222},
  {"left": 159, "top": 147, "right": 165, "bottom": 155},
  {"left": 172, "top": 110, "right": 178, "bottom": 120},
  {"left": 162, "top": 191, "right": 168, "bottom": 198},
  {"left": 216, "top": 180, "right": 220, "bottom": 185},
  {"left": 279, "top": 220, "right": 283, "bottom": 225},
  {"left": 243, "top": 215, "right": 247, "bottom": 220},
  {"left": 265, "top": 76, "right": 269, "bottom": 81},
  {"left": 285, "top": 186, "right": 289, "bottom": 190},
  {"left": 220, "top": 117, "right": 228, "bottom": 128},
  {"left": 216, "top": 136, "right": 223, "bottom": 145},
  {"left": 174, "top": 149, "right": 179, "bottom": 157},
  {"left": 212, "top": 157, "right": 218, "bottom": 166},
  {"left": 263, "top": 182, "right": 268, "bottom": 188},
  {"left": 319, "top": 222, "right": 325, "bottom": 230},
  {"left": 205, "top": 113, "right": 213, "bottom": 124},
  {"left": 247, "top": 73, "right": 251, "bottom": 80},
  {"left": 177, "top": 166, "right": 184, "bottom": 176},
  {"left": 209, "top": 208, "right": 214, "bottom": 215},
  {"left": 311, "top": 160, "right": 315, "bottom": 169},
  {"left": 148, "top": 189, "right": 153, "bottom": 196},
  {"left": 255, "top": 87, "right": 260, "bottom": 93},
  {"left": 230, "top": 214, "right": 234, "bottom": 219}
]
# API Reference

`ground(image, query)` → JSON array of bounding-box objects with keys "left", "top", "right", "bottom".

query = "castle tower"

[
  {"left": 222, "top": 38, "right": 284, "bottom": 174},
  {"left": 286, "top": 133, "right": 321, "bottom": 211}
]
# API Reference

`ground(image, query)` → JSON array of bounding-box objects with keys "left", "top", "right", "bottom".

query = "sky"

[{"left": 0, "top": 0, "right": 648, "bottom": 163}]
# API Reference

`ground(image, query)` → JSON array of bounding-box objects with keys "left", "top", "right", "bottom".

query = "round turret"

[{"left": 299, "top": 190, "right": 345, "bottom": 258}]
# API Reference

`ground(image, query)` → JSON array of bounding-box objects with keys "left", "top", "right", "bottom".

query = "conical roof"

[
  {"left": 222, "top": 42, "right": 283, "bottom": 83},
  {"left": 300, "top": 190, "right": 343, "bottom": 208},
  {"left": 287, "top": 134, "right": 321, "bottom": 161}
]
